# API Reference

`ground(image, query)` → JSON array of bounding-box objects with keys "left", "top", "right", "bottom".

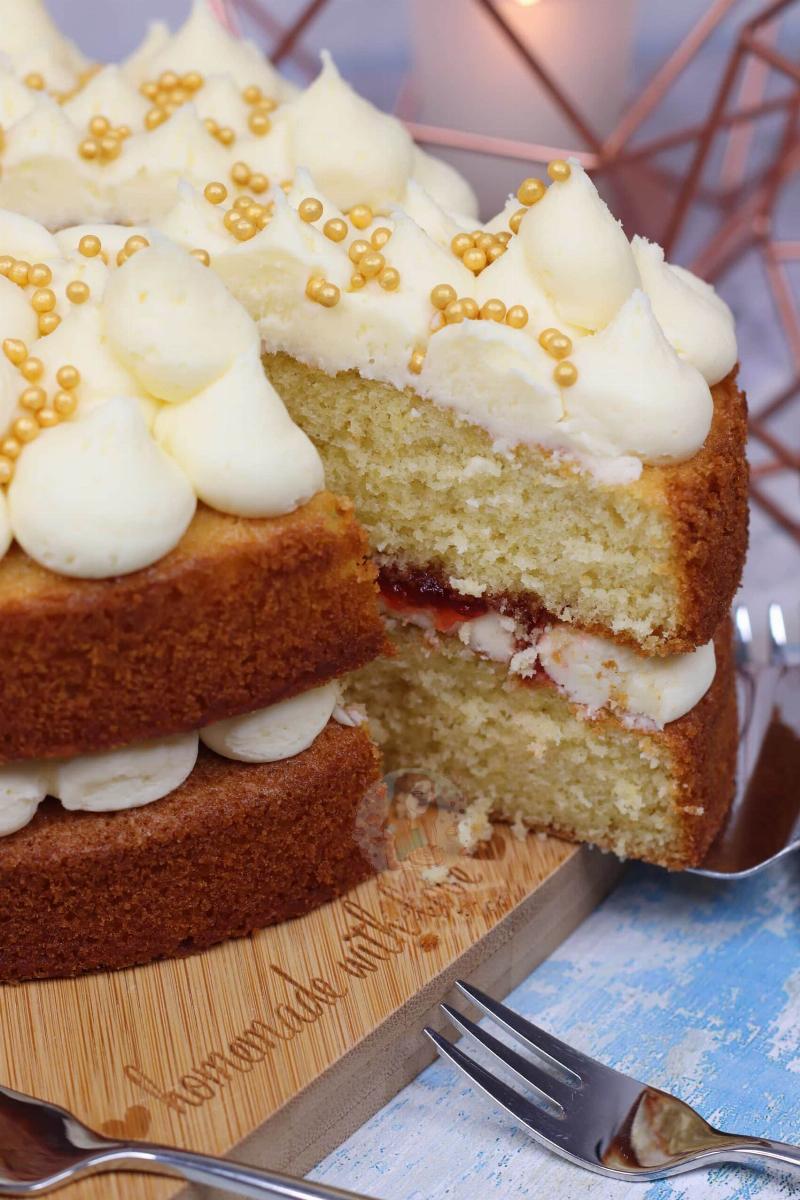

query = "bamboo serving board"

[{"left": 0, "top": 830, "right": 621, "bottom": 1199}]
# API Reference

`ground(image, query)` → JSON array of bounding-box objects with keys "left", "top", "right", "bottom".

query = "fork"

[
  {"left": 0, "top": 1084, "right": 375, "bottom": 1199},
  {"left": 688, "top": 602, "right": 800, "bottom": 878},
  {"left": 425, "top": 980, "right": 800, "bottom": 1182}
]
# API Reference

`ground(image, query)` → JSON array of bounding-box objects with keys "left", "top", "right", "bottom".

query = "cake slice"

[{"left": 0, "top": 212, "right": 389, "bottom": 979}]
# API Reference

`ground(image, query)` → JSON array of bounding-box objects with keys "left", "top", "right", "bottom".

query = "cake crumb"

[
  {"left": 418, "top": 932, "right": 439, "bottom": 952},
  {"left": 420, "top": 864, "right": 450, "bottom": 885},
  {"left": 511, "top": 811, "right": 528, "bottom": 842},
  {"left": 449, "top": 576, "right": 486, "bottom": 598}
]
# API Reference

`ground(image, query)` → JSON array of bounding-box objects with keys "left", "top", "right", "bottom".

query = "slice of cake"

[{"left": 0, "top": 211, "right": 389, "bottom": 981}]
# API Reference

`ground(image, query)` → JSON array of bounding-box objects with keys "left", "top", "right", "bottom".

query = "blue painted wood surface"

[{"left": 311, "top": 860, "right": 800, "bottom": 1198}]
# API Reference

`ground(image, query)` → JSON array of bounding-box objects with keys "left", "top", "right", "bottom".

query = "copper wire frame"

[{"left": 220, "top": 0, "right": 800, "bottom": 543}]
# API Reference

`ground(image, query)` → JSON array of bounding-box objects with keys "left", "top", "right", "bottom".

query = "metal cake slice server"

[
  {"left": 0, "top": 1084, "right": 374, "bottom": 1199},
  {"left": 426, "top": 980, "right": 800, "bottom": 1182},
  {"left": 688, "top": 603, "right": 800, "bottom": 878}
]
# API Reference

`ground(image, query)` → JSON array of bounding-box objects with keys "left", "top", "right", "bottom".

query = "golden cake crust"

[
  {"left": 0, "top": 491, "right": 390, "bottom": 763},
  {"left": 0, "top": 722, "right": 381, "bottom": 982}
]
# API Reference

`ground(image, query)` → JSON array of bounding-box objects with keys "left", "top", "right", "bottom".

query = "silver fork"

[
  {"left": 689, "top": 602, "right": 800, "bottom": 878},
  {"left": 426, "top": 980, "right": 800, "bottom": 1182},
  {"left": 0, "top": 1085, "right": 375, "bottom": 1199}
]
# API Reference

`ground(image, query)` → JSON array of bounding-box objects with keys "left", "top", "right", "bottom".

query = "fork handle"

[
  {"left": 726, "top": 1136, "right": 800, "bottom": 1173},
  {"left": 98, "top": 1142, "right": 376, "bottom": 1199}
]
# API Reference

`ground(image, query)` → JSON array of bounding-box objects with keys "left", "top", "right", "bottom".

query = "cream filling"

[
  {"left": 0, "top": 683, "right": 345, "bottom": 837},
  {"left": 384, "top": 605, "right": 715, "bottom": 729}
]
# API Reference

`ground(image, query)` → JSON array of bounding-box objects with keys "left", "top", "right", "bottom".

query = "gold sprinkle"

[
  {"left": 506, "top": 304, "right": 529, "bottom": 329},
  {"left": 24, "top": 72, "right": 45, "bottom": 91},
  {"left": 298, "top": 197, "right": 323, "bottom": 223},
  {"left": 223, "top": 209, "right": 241, "bottom": 232},
  {"left": 349, "top": 272, "right": 366, "bottom": 290},
  {"left": 317, "top": 282, "right": 340, "bottom": 307},
  {"left": 13, "top": 416, "right": 39, "bottom": 443},
  {"left": 379, "top": 267, "right": 400, "bottom": 291},
  {"left": 371, "top": 227, "right": 392, "bottom": 249},
  {"left": 233, "top": 194, "right": 253, "bottom": 213},
  {"left": 486, "top": 243, "right": 506, "bottom": 262},
  {"left": 349, "top": 204, "right": 373, "bottom": 230},
  {"left": 445, "top": 299, "right": 466, "bottom": 324},
  {"left": 118, "top": 124, "right": 131, "bottom": 139},
  {"left": 323, "top": 218, "right": 348, "bottom": 243},
  {"left": 306, "top": 276, "right": 325, "bottom": 301},
  {"left": 0, "top": 256, "right": 13, "bottom": 277},
  {"left": 461, "top": 297, "right": 479, "bottom": 320},
  {"left": 182, "top": 71, "right": 204, "bottom": 92},
  {"left": 508, "top": 208, "right": 526, "bottom": 235},
  {"left": 38, "top": 312, "right": 60, "bottom": 335},
  {"left": 243, "top": 84, "right": 263, "bottom": 105},
  {"left": 495, "top": 231, "right": 512, "bottom": 246},
  {"left": 430, "top": 284, "right": 457, "bottom": 310},
  {"left": 31, "top": 288, "right": 56, "bottom": 314},
  {"left": 159, "top": 70, "right": 179, "bottom": 91},
  {"left": 517, "top": 177, "right": 546, "bottom": 206},
  {"left": 88, "top": 115, "right": 110, "bottom": 137},
  {"left": 20, "top": 386, "right": 46, "bottom": 412},
  {"left": 0, "top": 437, "right": 21, "bottom": 460},
  {"left": 547, "top": 159, "right": 571, "bottom": 182},
  {"left": 66, "top": 280, "right": 90, "bottom": 304},
  {"left": 28, "top": 263, "right": 52, "bottom": 287},
  {"left": 348, "top": 239, "right": 371, "bottom": 265},
  {"left": 124, "top": 235, "right": 150, "bottom": 255},
  {"left": 233, "top": 219, "right": 257, "bottom": 242},
  {"left": 78, "top": 234, "right": 102, "bottom": 257},
  {"left": 217, "top": 126, "right": 235, "bottom": 146},
  {"left": 231, "top": 161, "right": 252, "bottom": 186},
  {"left": 250, "top": 172, "right": 269, "bottom": 195},
  {"left": 545, "top": 332, "right": 572, "bottom": 360},
  {"left": 359, "top": 251, "right": 384, "bottom": 279},
  {"left": 429, "top": 310, "right": 446, "bottom": 333},
  {"left": 480, "top": 298, "right": 506, "bottom": 322},
  {"left": 190, "top": 248, "right": 211, "bottom": 266},
  {"left": 204, "top": 181, "right": 228, "bottom": 205},
  {"left": 144, "top": 109, "right": 165, "bottom": 131},
  {"left": 54, "top": 389, "right": 77, "bottom": 417},
  {"left": 408, "top": 346, "right": 425, "bottom": 375},
  {"left": 451, "top": 232, "right": 473, "bottom": 257},
  {"left": 56, "top": 365, "right": 80, "bottom": 390},
  {"left": 554, "top": 360, "right": 578, "bottom": 386},
  {"left": 9, "top": 261, "right": 30, "bottom": 287},
  {"left": 248, "top": 110, "right": 271, "bottom": 136},
  {"left": 20, "top": 357, "right": 43, "bottom": 382},
  {"left": 37, "top": 407, "right": 59, "bottom": 428},
  {"left": 100, "top": 133, "right": 121, "bottom": 160},
  {"left": 204, "top": 117, "right": 219, "bottom": 135},
  {"left": 0, "top": 457, "right": 13, "bottom": 486},
  {"left": 2, "top": 339, "right": 26, "bottom": 365},
  {"left": 140, "top": 81, "right": 158, "bottom": 100},
  {"left": 462, "top": 247, "right": 487, "bottom": 273}
]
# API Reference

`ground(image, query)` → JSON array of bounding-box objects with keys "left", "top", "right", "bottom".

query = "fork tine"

[
  {"left": 768, "top": 603, "right": 787, "bottom": 665},
  {"left": 455, "top": 981, "right": 599, "bottom": 1085},
  {"left": 440, "top": 1003, "right": 573, "bottom": 1111},
  {"left": 734, "top": 604, "right": 752, "bottom": 666},
  {"left": 423, "top": 1028, "right": 567, "bottom": 1149}
]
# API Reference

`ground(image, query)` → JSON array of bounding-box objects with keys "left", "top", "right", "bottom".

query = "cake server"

[
  {"left": 688, "top": 603, "right": 800, "bottom": 878},
  {"left": 426, "top": 980, "right": 800, "bottom": 1182},
  {"left": 0, "top": 1084, "right": 375, "bottom": 1199}
]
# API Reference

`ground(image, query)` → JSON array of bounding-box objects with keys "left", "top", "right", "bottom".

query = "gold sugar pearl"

[
  {"left": 280, "top": 180, "right": 293, "bottom": 193},
  {"left": 78, "top": 138, "right": 99, "bottom": 159},
  {"left": 496, "top": 231, "right": 512, "bottom": 245},
  {"left": 517, "top": 177, "right": 546, "bottom": 206},
  {"left": 547, "top": 333, "right": 572, "bottom": 360},
  {"left": 217, "top": 126, "right": 235, "bottom": 146},
  {"left": 29, "top": 263, "right": 52, "bottom": 287},
  {"left": 246, "top": 203, "right": 265, "bottom": 222},
  {"left": 9, "top": 261, "right": 30, "bottom": 287},
  {"left": 204, "top": 181, "right": 228, "bottom": 205},
  {"left": 78, "top": 234, "right": 102, "bottom": 257},
  {"left": 223, "top": 209, "right": 241, "bottom": 232},
  {"left": 159, "top": 70, "right": 179, "bottom": 91},
  {"left": 480, "top": 298, "right": 506, "bottom": 323},
  {"left": 204, "top": 117, "right": 219, "bottom": 135},
  {"left": 140, "top": 81, "right": 158, "bottom": 100},
  {"left": 31, "top": 288, "right": 56, "bottom": 314},
  {"left": 462, "top": 247, "right": 487, "bottom": 273},
  {"left": 323, "top": 218, "right": 348, "bottom": 243},
  {"left": 24, "top": 72, "right": 45, "bottom": 91},
  {"left": 299, "top": 197, "right": 323, "bottom": 223},
  {"left": 3, "top": 339, "right": 26, "bottom": 365},
  {"left": 231, "top": 161, "right": 252, "bottom": 186},
  {"left": 66, "top": 280, "right": 90, "bottom": 304},
  {"left": 547, "top": 159, "right": 571, "bottom": 183},
  {"left": 56, "top": 365, "right": 80, "bottom": 390},
  {"left": 0, "top": 457, "right": 13, "bottom": 486},
  {"left": 348, "top": 239, "right": 371, "bottom": 264},
  {"left": 171, "top": 87, "right": 189, "bottom": 105},
  {"left": 100, "top": 134, "right": 121, "bottom": 160},
  {"left": 349, "top": 272, "right": 366, "bottom": 290},
  {"left": 379, "top": 267, "right": 400, "bottom": 291},
  {"left": 37, "top": 407, "right": 59, "bottom": 428},
  {"left": 408, "top": 346, "right": 426, "bottom": 375},
  {"left": 554, "top": 360, "right": 578, "bottom": 386},
  {"left": 190, "top": 247, "right": 211, "bottom": 266},
  {"left": 20, "top": 386, "right": 46, "bottom": 412},
  {"left": 117, "top": 124, "right": 131, "bottom": 140},
  {"left": 89, "top": 115, "right": 110, "bottom": 137},
  {"left": 13, "top": 416, "right": 39, "bottom": 443},
  {"left": 317, "top": 282, "right": 340, "bottom": 307},
  {"left": 508, "top": 208, "right": 527, "bottom": 235},
  {"left": 54, "top": 389, "right": 77, "bottom": 417},
  {"left": 233, "top": 219, "right": 257, "bottom": 241},
  {"left": 183, "top": 71, "right": 204, "bottom": 92},
  {"left": 306, "top": 276, "right": 324, "bottom": 301},
  {"left": 359, "top": 251, "right": 384, "bottom": 279},
  {"left": 371, "top": 227, "right": 392, "bottom": 249},
  {"left": 144, "top": 109, "right": 165, "bottom": 131},
  {"left": 38, "top": 312, "right": 60, "bottom": 335},
  {"left": 461, "top": 297, "right": 479, "bottom": 320},
  {"left": 232, "top": 194, "right": 254, "bottom": 213},
  {"left": 250, "top": 173, "right": 269, "bottom": 194},
  {"left": 243, "top": 84, "right": 263, "bottom": 105},
  {"left": 20, "top": 357, "right": 43, "bottom": 382},
  {"left": 248, "top": 111, "right": 271, "bottom": 136},
  {"left": 430, "top": 283, "right": 457, "bottom": 310},
  {"left": 124, "top": 235, "right": 149, "bottom": 255},
  {"left": 429, "top": 310, "right": 446, "bottom": 333},
  {"left": 0, "top": 256, "right": 13, "bottom": 277},
  {"left": 451, "top": 232, "right": 473, "bottom": 257},
  {"left": 349, "top": 204, "right": 373, "bottom": 231},
  {"left": 474, "top": 233, "right": 495, "bottom": 252},
  {"left": 486, "top": 243, "right": 506, "bottom": 262},
  {"left": 0, "top": 437, "right": 21, "bottom": 460},
  {"left": 506, "top": 304, "right": 529, "bottom": 329},
  {"left": 445, "top": 299, "right": 466, "bottom": 324}
]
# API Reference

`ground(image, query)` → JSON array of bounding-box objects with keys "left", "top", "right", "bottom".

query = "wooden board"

[{"left": 0, "top": 830, "right": 622, "bottom": 1198}]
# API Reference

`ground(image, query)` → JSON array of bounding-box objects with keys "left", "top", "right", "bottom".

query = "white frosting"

[
  {"left": 56, "top": 732, "right": 199, "bottom": 813},
  {"left": 8, "top": 397, "right": 197, "bottom": 578},
  {"left": 535, "top": 626, "right": 717, "bottom": 729},
  {"left": 0, "top": 0, "right": 87, "bottom": 92},
  {"left": 200, "top": 682, "right": 338, "bottom": 762},
  {"left": 631, "top": 236, "right": 738, "bottom": 385},
  {"left": 0, "top": 763, "right": 50, "bottom": 836},
  {"left": 564, "top": 290, "right": 713, "bottom": 462},
  {"left": 519, "top": 160, "right": 640, "bottom": 331},
  {"left": 457, "top": 611, "right": 518, "bottom": 662}
]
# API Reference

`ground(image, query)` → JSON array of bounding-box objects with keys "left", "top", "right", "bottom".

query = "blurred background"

[{"left": 47, "top": 0, "right": 800, "bottom": 641}]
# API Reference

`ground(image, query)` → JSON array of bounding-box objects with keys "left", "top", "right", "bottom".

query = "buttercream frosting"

[
  {"left": 0, "top": 763, "right": 50, "bottom": 836},
  {"left": 56, "top": 732, "right": 199, "bottom": 813},
  {"left": 200, "top": 683, "right": 339, "bottom": 762}
]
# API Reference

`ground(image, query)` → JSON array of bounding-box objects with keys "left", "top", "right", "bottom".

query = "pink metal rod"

[
  {"left": 742, "top": 33, "right": 800, "bottom": 84},
  {"left": 403, "top": 121, "right": 598, "bottom": 169}
]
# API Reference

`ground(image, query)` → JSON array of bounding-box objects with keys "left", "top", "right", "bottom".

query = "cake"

[
  {"left": 0, "top": 3, "right": 747, "bottom": 873},
  {"left": 0, "top": 213, "right": 388, "bottom": 982}
]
